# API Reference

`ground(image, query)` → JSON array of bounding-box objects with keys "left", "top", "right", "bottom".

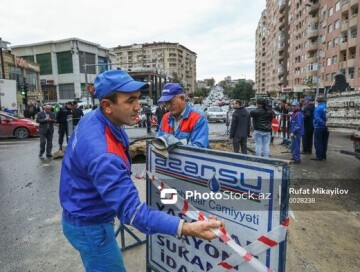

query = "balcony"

[
  {"left": 308, "top": 2, "right": 320, "bottom": 15},
  {"left": 340, "top": 41, "right": 348, "bottom": 50},
  {"left": 279, "top": 0, "right": 285, "bottom": 12},
  {"left": 307, "top": 28, "right": 319, "bottom": 38},
  {"left": 348, "top": 38, "right": 357, "bottom": 47},
  {"left": 306, "top": 43, "right": 318, "bottom": 52},
  {"left": 349, "top": 15, "right": 358, "bottom": 28},
  {"left": 278, "top": 42, "right": 285, "bottom": 51},
  {"left": 307, "top": 56, "right": 317, "bottom": 63},
  {"left": 278, "top": 67, "right": 285, "bottom": 76},
  {"left": 308, "top": 16, "right": 319, "bottom": 25},
  {"left": 339, "top": 61, "right": 346, "bottom": 69},
  {"left": 342, "top": 0, "right": 350, "bottom": 11},
  {"left": 341, "top": 21, "right": 348, "bottom": 32},
  {"left": 347, "top": 58, "right": 356, "bottom": 67}
]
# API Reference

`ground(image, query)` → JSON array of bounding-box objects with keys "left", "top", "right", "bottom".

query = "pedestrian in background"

[
  {"left": 312, "top": 96, "right": 329, "bottom": 161},
  {"left": 71, "top": 101, "right": 84, "bottom": 128},
  {"left": 289, "top": 101, "right": 304, "bottom": 164},
  {"left": 36, "top": 104, "right": 56, "bottom": 158},
  {"left": 59, "top": 70, "right": 222, "bottom": 272},
  {"left": 56, "top": 101, "right": 73, "bottom": 151},
  {"left": 230, "top": 100, "right": 250, "bottom": 154},
  {"left": 157, "top": 83, "right": 209, "bottom": 148},
  {"left": 302, "top": 96, "right": 315, "bottom": 154},
  {"left": 250, "top": 97, "right": 274, "bottom": 157},
  {"left": 155, "top": 102, "right": 166, "bottom": 132}
]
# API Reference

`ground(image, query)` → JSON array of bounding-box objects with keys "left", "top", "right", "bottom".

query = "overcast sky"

[{"left": 1, "top": 0, "right": 266, "bottom": 83}]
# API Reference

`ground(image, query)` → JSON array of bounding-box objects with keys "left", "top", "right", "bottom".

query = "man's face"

[
  {"left": 165, "top": 95, "right": 185, "bottom": 117},
  {"left": 102, "top": 91, "right": 141, "bottom": 127}
]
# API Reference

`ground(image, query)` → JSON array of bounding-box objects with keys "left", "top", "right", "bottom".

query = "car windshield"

[{"left": 208, "top": 107, "right": 223, "bottom": 112}]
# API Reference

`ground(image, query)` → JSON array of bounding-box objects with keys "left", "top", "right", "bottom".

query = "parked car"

[
  {"left": 204, "top": 107, "right": 226, "bottom": 122},
  {"left": 0, "top": 111, "right": 39, "bottom": 139}
]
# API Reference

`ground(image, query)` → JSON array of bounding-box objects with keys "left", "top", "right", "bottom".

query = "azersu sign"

[{"left": 146, "top": 144, "right": 290, "bottom": 272}]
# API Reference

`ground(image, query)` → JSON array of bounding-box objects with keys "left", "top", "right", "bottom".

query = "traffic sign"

[{"left": 272, "top": 118, "right": 279, "bottom": 131}]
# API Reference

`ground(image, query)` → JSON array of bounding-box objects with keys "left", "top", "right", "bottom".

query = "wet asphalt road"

[{"left": 0, "top": 123, "right": 359, "bottom": 272}]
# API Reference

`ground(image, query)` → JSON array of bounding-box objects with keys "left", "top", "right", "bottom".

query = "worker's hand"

[
  {"left": 181, "top": 218, "right": 224, "bottom": 240},
  {"left": 290, "top": 133, "right": 295, "bottom": 138}
]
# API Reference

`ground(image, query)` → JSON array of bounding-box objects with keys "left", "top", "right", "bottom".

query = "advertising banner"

[{"left": 146, "top": 144, "right": 290, "bottom": 272}]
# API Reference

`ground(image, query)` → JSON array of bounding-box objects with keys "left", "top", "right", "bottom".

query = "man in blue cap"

[
  {"left": 289, "top": 101, "right": 304, "bottom": 163},
  {"left": 59, "top": 70, "right": 222, "bottom": 271},
  {"left": 302, "top": 96, "right": 315, "bottom": 154},
  {"left": 156, "top": 82, "right": 209, "bottom": 148}
]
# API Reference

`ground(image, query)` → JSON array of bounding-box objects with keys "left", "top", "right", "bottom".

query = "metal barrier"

[{"left": 272, "top": 113, "right": 291, "bottom": 141}]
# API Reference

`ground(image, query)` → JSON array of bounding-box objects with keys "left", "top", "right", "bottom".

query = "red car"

[{"left": 0, "top": 111, "right": 39, "bottom": 139}]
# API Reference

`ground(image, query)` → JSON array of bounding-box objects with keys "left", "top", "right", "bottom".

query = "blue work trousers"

[
  {"left": 62, "top": 220, "right": 126, "bottom": 272},
  {"left": 291, "top": 135, "right": 301, "bottom": 162},
  {"left": 314, "top": 127, "right": 329, "bottom": 159}
]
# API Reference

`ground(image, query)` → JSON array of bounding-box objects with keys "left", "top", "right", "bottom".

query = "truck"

[
  {"left": 0, "top": 79, "right": 18, "bottom": 111},
  {"left": 326, "top": 74, "right": 360, "bottom": 159}
]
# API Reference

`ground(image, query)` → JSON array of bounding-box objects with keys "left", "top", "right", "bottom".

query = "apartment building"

[
  {"left": 11, "top": 38, "right": 113, "bottom": 102},
  {"left": 255, "top": 10, "right": 268, "bottom": 95},
  {"left": 112, "top": 42, "right": 197, "bottom": 94},
  {"left": 256, "top": 0, "right": 360, "bottom": 97}
]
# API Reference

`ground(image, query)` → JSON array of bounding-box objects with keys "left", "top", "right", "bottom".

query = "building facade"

[
  {"left": 0, "top": 50, "right": 41, "bottom": 108},
  {"left": 112, "top": 42, "right": 197, "bottom": 95},
  {"left": 255, "top": 0, "right": 360, "bottom": 97},
  {"left": 11, "top": 38, "right": 114, "bottom": 103}
]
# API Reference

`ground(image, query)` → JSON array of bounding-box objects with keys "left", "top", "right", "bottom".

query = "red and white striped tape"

[
  {"left": 209, "top": 218, "right": 289, "bottom": 272},
  {"left": 146, "top": 170, "right": 275, "bottom": 272}
]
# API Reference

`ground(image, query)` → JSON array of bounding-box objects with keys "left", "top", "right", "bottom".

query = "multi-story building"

[
  {"left": 256, "top": 0, "right": 360, "bottom": 97},
  {"left": 0, "top": 50, "right": 41, "bottom": 108},
  {"left": 112, "top": 42, "right": 197, "bottom": 95},
  {"left": 11, "top": 38, "right": 114, "bottom": 103},
  {"left": 255, "top": 10, "right": 268, "bottom": 95}
]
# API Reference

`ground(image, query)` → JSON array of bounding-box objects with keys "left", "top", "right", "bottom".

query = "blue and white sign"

[{"left": 146, "top": 144, "right": 290, "bottom": 272}]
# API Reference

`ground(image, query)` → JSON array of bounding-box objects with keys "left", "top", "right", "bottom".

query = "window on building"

[
  {"left": 329, "top": 7, "right": 334, "bottom": 17},
  {"left": 334, "top": 20, "right": 339, "bottom": 30},
  {"left": 79, "top": 52, "right": 96, "bottom": 74},
  {"left": 59, "top": 83, "right": 75, "bottom": 100},
  {"left": 328, "top": 24, "right": 333, "bottom": 33},
  {"left": 350, "top": 27, "right": 357, "bottom": 39},
  {"left": 57, "top": 51, "right": 73, "bottom": 74},
  {"left": 348, "top": 68, "right": 355, "bottom": 79},
  {"left": 98, "top": 57, "right": 108, "bottom": 73},
  {"left": 333, "top": 37, "right": 339, "bottom": 47},
  {"left": 327, "top": 57, "right": 332, "bottom": 66},
  {"left": 335, "top": 1, "right": 340, "bottom": 12},
  {"left": 36, "top": 53, "right": 52, "bottom": 75},
  {"left": 327, "top": 41, "right": 332, "bottom": 49},
  {"left": 332, "top": 55, "right": 338, "bottom": 64},
  {"left": 8, "top": 65, "right": 21, "bottom": 81},
  {"left": 22, "top": 55, "right": 35, "bottom": 62}
]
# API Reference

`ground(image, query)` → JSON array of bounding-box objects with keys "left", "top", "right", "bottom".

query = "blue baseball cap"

[
  {"left": 93, "top": 70, "right": 149, "bottom": 100},
  {"left": 158, "top": 83, "right": 184, "bottom": 102},
  {"left": 304, "top": 96, "right": 313, "bottom": 101},
  {"left": 291, "top": 101, "right": 300, "bottom": 106}
]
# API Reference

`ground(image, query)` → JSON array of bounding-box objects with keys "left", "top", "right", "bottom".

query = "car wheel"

[{"left": 14, "top": 127, "right": 30, "bottom": 139}]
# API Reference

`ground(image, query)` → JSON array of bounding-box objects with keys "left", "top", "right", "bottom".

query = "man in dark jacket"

[
  {"left": 155, "top": 103, "right": 166, "bottom": 132},
  {"left": 302, "top": 96, "right": 315, "bottom": 154},
  {"left": 230, "top": 100, "right": 250, "bottom": 154},
  {"left": 250, "top": 97, "right": 274, "bottom": 157},
  {"left": 56, "top": 101, "right": 73, "bottom": 150},
  {"left": 36, "top": 104, "right": 56, "bottom": 158},
  {"left": 312, "top": 96, "right": 329, "bottom": 161},
  {"left": 71, "top": 101, "right": 84, "bottom": 128}
]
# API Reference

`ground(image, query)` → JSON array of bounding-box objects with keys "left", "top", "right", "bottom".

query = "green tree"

[
  {"left": 231, "top": 81, "right": 255, "bottom": 101},
  {"left": 205, "top": 78, "right": 215, "bottom": 87}
]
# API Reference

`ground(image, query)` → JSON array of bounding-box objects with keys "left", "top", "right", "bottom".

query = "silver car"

[{"left": 204, "top": 107, "right": 226, "bottom": 122}]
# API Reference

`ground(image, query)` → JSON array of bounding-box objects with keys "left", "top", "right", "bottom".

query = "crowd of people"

[{"left": 229, "top": 95, "right": 329, "bottom": 164}]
